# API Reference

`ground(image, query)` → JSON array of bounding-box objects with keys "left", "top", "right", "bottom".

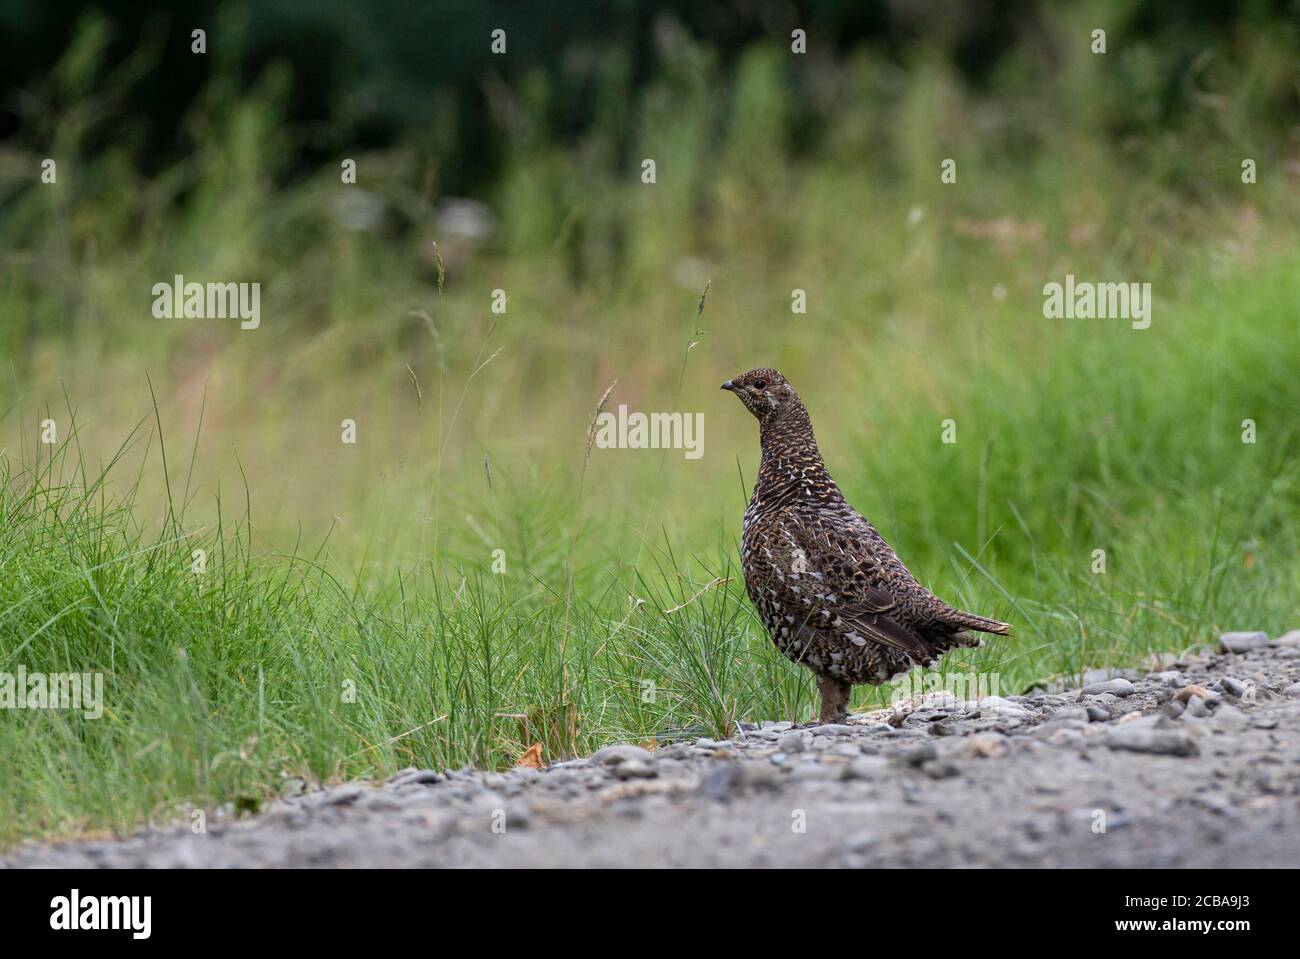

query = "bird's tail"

[{"left": 944, "top": 608, "right": 1012, "bottom": 635}]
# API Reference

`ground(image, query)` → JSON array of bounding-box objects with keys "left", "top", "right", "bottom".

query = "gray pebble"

[
  {"left": 655, "top": 743, "right": 693, "bottom": 761},
  {"left": 1221, "top": 677, "right": 1249, "bottom": 697},
  {"left": 1105, "top": 727, "right": 1199, "bottom": 757},
  {"left": 612, "top": 759, "right": 658, "bottom": 780},
  {"left": 1081, "top": 678, "right": 1136, "bottom": 697},
  {"left": 547, "top": 758, "right": 590, "bottom": 770},
  {"left": 778, "top": 732, "right": 809, "bottom": 753},
  {"left": 591, "top": 744, "right": 655, "bottom": 767},
  {"left": 697, "top": 765, "right": 738, "bottom": 800},
  {"left": 358, "top": 791, "right": 405, "bottom": 813},
  {"left": 812, "top": 723, "right": 857, "bottom": 737},
  {"left": 1221, "top": 631, "right": 1269, "bottom": 654},
  {"left": 1210, "top": 705, "right": 1249, "bottom": 727},
  {"left": 322, "top": 784, "right": 366, "bottom": 806},
  {"left": 921, "top": 760, "right": 961, "bottom": 779},
  {"left": 846, "top": 756, "right": 891, "bottom": 780},
  {"left": 387, "top": 769, "right": 443, "bottom": 789},
  {"left": 789, "top": 763, "right": 845, "bottom": 782},
  {"left": 977, "top": 695, "right": 1032, "bottom": 719},
  {"left": 1031, "top": 718, "right": 1087, "bottom": 739},
  {"left": 501, "top": 800, "right": 531, "bottom": 829},
  {"left": 901, "top": 742, "right": 938, "bottom": 766}
]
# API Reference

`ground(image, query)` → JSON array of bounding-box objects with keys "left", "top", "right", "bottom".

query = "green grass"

[
  {"left": 2, "top": 10, "right": 1299, "bottom": 844},
  {"left": 0, "top": 423, "right": 817, "bottom": 842}
]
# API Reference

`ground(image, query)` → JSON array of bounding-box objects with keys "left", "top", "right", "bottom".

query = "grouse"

[{"left": 723, "top": 368, "right": 1010, "bottom": 724}]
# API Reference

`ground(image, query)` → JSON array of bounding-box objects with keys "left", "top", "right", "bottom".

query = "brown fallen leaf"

[
  {"left": 515, "top": 743, "right": 544, "bottom": 769},
  {"left": 638, "top": 738, "right": 658, "bottom": 753}
]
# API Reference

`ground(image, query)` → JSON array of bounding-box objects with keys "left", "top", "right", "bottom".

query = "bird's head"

[{"left": 721, "top": 368, "right": 801, "bottom": 424}]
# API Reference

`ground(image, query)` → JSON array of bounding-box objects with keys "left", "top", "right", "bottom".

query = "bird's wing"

[{"left": 779, "top": 511, "right": 931, "bottom": 660}]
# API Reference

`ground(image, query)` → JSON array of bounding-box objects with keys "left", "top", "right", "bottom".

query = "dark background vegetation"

[{"left": 4, "top": 1, "right": 1296, "bottom": 192}]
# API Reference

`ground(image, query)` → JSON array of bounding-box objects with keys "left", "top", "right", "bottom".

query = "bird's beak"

[{"left": 720, "top": 380, "right": 736, "bottom": 392}]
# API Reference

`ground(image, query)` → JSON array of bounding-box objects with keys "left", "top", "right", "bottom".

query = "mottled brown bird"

[{"left": 723, "top": 368, "right": 1010, "bottom": 724}]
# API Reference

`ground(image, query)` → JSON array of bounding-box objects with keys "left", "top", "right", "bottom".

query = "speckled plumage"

[{"left": 723, "top": 368, "right": 1011, "bottom": 723}]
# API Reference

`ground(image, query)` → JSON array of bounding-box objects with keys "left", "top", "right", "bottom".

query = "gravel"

[{"left": 5, "top": 637, "right": 1300, "bottom": 868}]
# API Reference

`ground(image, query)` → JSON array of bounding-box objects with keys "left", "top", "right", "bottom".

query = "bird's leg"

[{"left": 816, "top": 674, "right": 851, "bottom": 725}]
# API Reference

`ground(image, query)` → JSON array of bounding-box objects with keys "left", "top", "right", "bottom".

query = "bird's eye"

[{"left": 753, "top": 379, "right": 767, "bottom": 389}]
